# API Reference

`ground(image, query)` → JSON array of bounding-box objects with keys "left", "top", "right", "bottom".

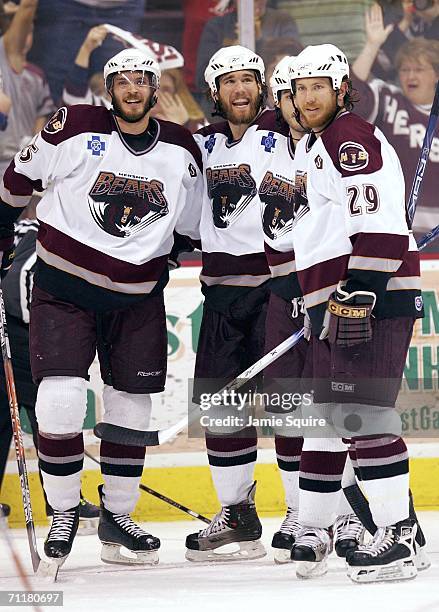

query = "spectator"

[
  {"left": 182, "top": 0, "right": 219, "bottom": 93},
  {"left": 259, "top": 37, "right": 303, "bottom": 107},
  {"left": 352, "top": 3, "right": 439, "bottom": 244},
  {"left": 63, "top": 25, "right": 207, "bottom": 132},
  {"left": 375, "top": 0, "right": 439, "bottom": 81},
  {"left": 0, "top": 68, "right": 11, "bottom": 129},
  {"left": 28, "top": 0, "right": 145, "bottom": 104},
  {"left": 0, "top": 0, "right": 55, "bottom": 180},
  {"left": 152, "top": 68, "right": 206, "bottom": 132},
  {"left": 195, "top": 0, "right": 299, "bottom": 114}
]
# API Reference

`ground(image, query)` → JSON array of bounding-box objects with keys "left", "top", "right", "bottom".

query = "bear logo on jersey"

[
  {"left": 44, "top": 107, "right": 68, "bottom": 134},
  {"left": 339, "top": 142, "right": 369, "bottom": 172},
  {"left": 206, "top": 164, "right": 257, "bottom": 229},
  {"left": 88, "top": 171, "right": 169, "bottom": 238},
  {"left": 259, "top": 171, "right": 294, "bottom": 240}
]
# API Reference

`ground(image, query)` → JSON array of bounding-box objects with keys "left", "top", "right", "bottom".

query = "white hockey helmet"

[
  {"left": 269, "top": 56, "right": 296, "bottom": 105},
  {"left": 204, "top": 45, "right": 265, "bottom": 96},
  {"left": 104, "top": 48, "right": 161, "bottom": 92},
  {"left": 289, "top": 44, "right": 349, "bottom": 91}
]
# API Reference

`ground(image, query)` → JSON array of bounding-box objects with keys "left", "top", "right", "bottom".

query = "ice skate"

[
  {"left": 185, "top": 482, "right": 266, "bottom": 562},
  {"left": 291, "top": 527, "right": 332, "bottom": 579},
  {"left": 0, "top": 502, "right": 10, "bottom": 517},
  {"left": 97, "top": 485, "right": 160, "bottom": 565},
  {"left": 77, "top": 494, "right": 99, "bottom": 536},
  {"left": 347, "top": 518, "right": 417, "bottom": 583},
  {"left": 271, "top": 507, "right": 301, "bottom": 564},
  {"left": 414, "top": 521, "right": 430, "bottom": 571},
  {"left": 44, "top": 505, "right": 80, "bottom": 568},
  {"left": 334, "top": 513, "right": 365, "bottom": 558}
]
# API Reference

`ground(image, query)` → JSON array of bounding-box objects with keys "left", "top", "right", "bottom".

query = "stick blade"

[{"left": 36, "top": 559, "right": 60, "bottom": 582}]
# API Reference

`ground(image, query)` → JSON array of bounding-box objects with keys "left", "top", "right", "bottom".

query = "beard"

[
  {"left": 219, "top": 94, "right": 262, "bottom": 125},
  {"left": 299, "top": 103, "right": 337, "bottom": 130},
  {"left": 112, "top": 96, "right": 152, "bottom": 123}
]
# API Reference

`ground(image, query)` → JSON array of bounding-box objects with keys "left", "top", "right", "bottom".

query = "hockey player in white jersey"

[
  {"left": 0, "top": 48, "right": 203, "bottom": 571},
  {"left": 185, "top": 46, "right": 307, "bottom": 562},
  {"left": 263, "top": 56, "right": 366, "bottom": 563},
  {"left": 288, "top": 44, "right": 426, "bottom": 582}
]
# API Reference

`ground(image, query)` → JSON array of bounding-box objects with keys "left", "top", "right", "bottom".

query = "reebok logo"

[{"left": 137, "top": 370, "right": 163, "bottom": 377}]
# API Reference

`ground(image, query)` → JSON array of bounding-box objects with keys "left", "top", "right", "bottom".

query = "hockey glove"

[
  {"left": 319, "top": 283, "right": 376, "bottom": 347},
  {"left": 304, "top": 308, "right": 312, "bottom": 341},
  {"left": 0, "top": 245, "right": 15, "bottom": 278}
]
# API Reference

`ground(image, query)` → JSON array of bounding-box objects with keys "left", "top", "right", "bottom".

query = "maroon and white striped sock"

[
  {"left": 38, "top": 432, "right": 84, "bottom": 511},
  {"left": 206, "top": 426, "right": 257, "bottom": 506},
  {"left": 100, "top": 440, "right": 146, "bottom": 514},
  {"left": 353, "top": 435, "right": 409, "bottom": 526},
  {"left": 275, "top": 435, "right": 303, "bottom": 509}
]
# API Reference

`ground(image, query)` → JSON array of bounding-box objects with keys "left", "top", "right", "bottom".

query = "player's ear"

[{"left": 337, "top": 81, "right": 348, "bottom": 106}]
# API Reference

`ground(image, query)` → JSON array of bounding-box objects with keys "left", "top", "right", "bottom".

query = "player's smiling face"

[
  {"left": 293, "top": 77, "right": 339, "bottom": 131},
  {"left": 217, "top": 70, "right": 261, "bottom": 126},
  {"left": 111, "top": 70, "right": 155, "bottom": 123},
  {"left": 398, "top": 56, "right": 437, "bottom": 106}
]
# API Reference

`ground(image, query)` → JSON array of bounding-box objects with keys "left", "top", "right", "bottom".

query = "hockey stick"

[
  {"left": 417, "top": 223, "right": 439, "bottom": 251},
  {"left": 84, "top": 450, "right": 210, "bottom": 524},
  {"left": 94, "top": 328, "right": 306, "bottom": 447},
  {"left": 407, "top": 79, "right": 439, "bottom": 226},
  {"left": 0, "top": 284, "right": 57, "bottom": 580}
]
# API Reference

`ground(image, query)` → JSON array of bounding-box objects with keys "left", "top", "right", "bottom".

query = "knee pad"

[
  {"left": 102, "top": 385, "right": 152, "bottom": 431},
  {"left": 331, "top": 403, "right": 402, "bottom": 438},
  {"left": 36, "top": 376, "right": 87, "bottom": 435}
]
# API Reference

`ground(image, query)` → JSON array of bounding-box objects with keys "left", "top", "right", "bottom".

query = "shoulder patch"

[
  {"left": 44, "top": 107, "right": 67, "bottom": 134},
  {"left": 338, "top": 141, "right": 369, "bottom": 172}
]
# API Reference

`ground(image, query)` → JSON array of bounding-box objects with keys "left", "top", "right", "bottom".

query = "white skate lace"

[
  {"left": 199, "top": 507, "right": 231, "bottom": 537},
  {"left": 279, "top": 507, "right": 301, "bottom": 536},
  {"left": 359, "top": 526, "right": 394, "bottom": 557},
  {"left": 47, "top": 509, "right": 77, "bottom": 542},
  {"left": 334, "top": 513, "right": 365, "bottom": 543},
  {"left": 296, "top": 527, "right": 330, "bottom": 551},
  {"left": 113, "top": 514, "right": 151, "bottom": 539}
]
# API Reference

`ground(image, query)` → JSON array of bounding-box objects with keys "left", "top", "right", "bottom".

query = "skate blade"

[
  {"left": 296, "top": 558, "right": 328, "bottom": 579},
  {"left": 349, "top": 558, "right": 417, "bottom": 583},
  {"left": 77, "top": 518, "right": 99, "bottom": 536},
  {"left": 415, "top": 548, "right": 431, "bottom": 572},
  {"left": 36, "top": 557, "right": 65, "bottom": 582},
  {"left": 185, "top": 540, "right": 266, "bottom": 563},
  {"left": 273, "top": 548, "right": 293, "bottom": 564},
  {"left": 101, "top": 543, "right": 159, "bottom": 566}
]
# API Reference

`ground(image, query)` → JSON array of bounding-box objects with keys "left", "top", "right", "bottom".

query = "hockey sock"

[
  {"left": 274, "top": 435, "right": 303, "bottom": 509},
  {"left": 38, "top": 432, "right": 83, "bottom": 511},
  {"left": 353, "top": 435, "right": 409, "bottom": 527},
  {"left": 100, "top": 440, "right": 146, "bottom": 514},
  {"left": 206, "top": 426, "right": 257, "bottom": 506},
  {"left": 298, "top": 437, "right": 347, "bottom": 527}
]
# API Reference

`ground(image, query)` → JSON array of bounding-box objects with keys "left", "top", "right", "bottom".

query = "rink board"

[{"left": 3, "top": 262, "right": 439, "bottom": 526}]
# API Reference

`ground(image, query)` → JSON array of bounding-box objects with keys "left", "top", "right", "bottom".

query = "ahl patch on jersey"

[
  {"left": 88, "top": 171, "right": 169, "bottom": 238},
  {"left": 261, "top": 131, "right": 277, "bottom": 153},
  {"left": 339, "top": 141, "right": 369, "bottom": 171},
  {"left": 206, "top": 164, "right": 257, "bottom": 229},
  {"left": 44, "top": 107, "right": 67, "bottom": 134},
  {"left": 87, "top": 135, "right": 106, "bottom": 157},
  {"left": 259, "top": 171, "right": 294, "bottom": 240}
]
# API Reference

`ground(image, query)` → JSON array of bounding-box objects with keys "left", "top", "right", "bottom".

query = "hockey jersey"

[
  {"left": 292, "top": 111, "right": 423, "bottom": 335},
  {"left": 258, "top": 119, "right": 303, "bottom": 302},
  {"left": 0, "top": 105, "right": 203, "bottom": 311},
  {"left": 194, "top": 109, "right": 288, "bottom": 312},
  {"left": 353, "top": 75, "right": 439, "bottom": 240}
]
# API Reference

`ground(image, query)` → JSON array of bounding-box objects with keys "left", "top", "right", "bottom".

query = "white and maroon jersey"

[
  {"left": 292, "top": 111, "right": 423, "bottom": 335},
  {"left": 0, "top": 105, "right": 203, "bottom": 311},
  {"left": 258, "top": 119, "right": 303, "bottom": 301},
  {"left": 194, "top": 109, "right": 287, "bottom": 311},
  {"left": 353, "top": 74, "right": 438, "bottom": 239}
]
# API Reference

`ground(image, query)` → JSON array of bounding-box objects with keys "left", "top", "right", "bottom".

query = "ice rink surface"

[{"left": 2, "top": 513, "right": 438, "bottom": 612}]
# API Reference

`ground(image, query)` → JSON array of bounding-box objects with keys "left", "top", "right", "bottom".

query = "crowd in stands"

[{"left": 0, "top": 0, "right": 437, "bottom": 242}]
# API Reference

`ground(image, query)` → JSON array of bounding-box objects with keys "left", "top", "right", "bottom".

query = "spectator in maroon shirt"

[{"left": 352, "top": 2, "right": 439, "bottom": 247}]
